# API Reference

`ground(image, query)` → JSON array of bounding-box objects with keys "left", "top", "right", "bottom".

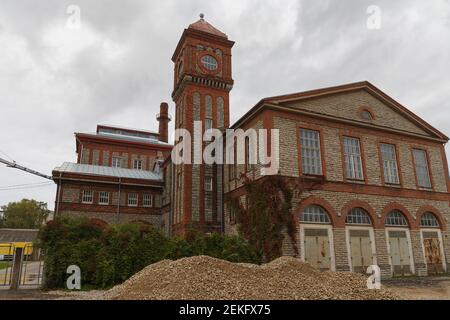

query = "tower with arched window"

[{"left": 171, "top": 15, "right": 234, "bottom": 235}]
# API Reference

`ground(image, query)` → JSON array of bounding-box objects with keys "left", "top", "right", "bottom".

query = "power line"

[
  {"left": 0, "top": 182, "right": 53, "bottom": 188},
  {"left": 0, "top": 149, "right": 14, "bottom": 162},
  {"left": 0, "top": 182, "right": 54, "bottom": 191}
]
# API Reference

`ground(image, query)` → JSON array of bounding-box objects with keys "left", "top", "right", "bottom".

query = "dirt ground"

[
  {"left": 2, "top": 276, "right": 450, "bottom": 300},
  {"left": 383, "top": 276, "right": 450, "bottom": 300}
]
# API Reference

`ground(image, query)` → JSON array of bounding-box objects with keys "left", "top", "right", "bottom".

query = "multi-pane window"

[
  {"left": 99, "top": 192, "right": 109, "bottom": 205},
  {"left": 380, "top": 143, "right": 400, "bottom": 184},
  {"left": 385, "top": 210, "right": 408, "bottom": 227},
  {"left": 205, "top": 177, "right": 213, "bottom": 192},
  {"left": 301, "top": 205, "right": 331, "bottom": 224},
  {"left": 343, "top": 137, "right": 364, "bottom": 180},
  {"left": 128, "top": 193, "right": 138, "bottom": 207},
  {"left": 82, "top": 190, "right": 93, "bottom": 204},
  {"left": 413, "top": 149, "right": 432, "bottom": 188},
  {"left": 346, "top": 208, "right": 372, "bottom": 225},
  {"left": 112, "top": 157, "right": 121, "bottom": 168},
  {"left": 143, "top": 194, "right": 153, "bottom": 207},
  {"left": 300, "top": 129, "right": 322, "bottom": 175},
  {"left": 201, "top": 55, "right": 218, "bottom": 71},
  {"left": 420, "top": 213, "right": 440, "bottom": 228},
  {"left": 205, "top": 118, "right": 213, "bottom": 131},
  {"left": 133, "top": 159, "right": 143, "bottom": 170}
]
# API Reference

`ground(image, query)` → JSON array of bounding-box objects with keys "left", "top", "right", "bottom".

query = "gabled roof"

[
  {"left": 53, "top": 162, "right": 163, "bottom": 181},
  {"left": 232, "top": 81, "right": 448, "bottom": 141}
]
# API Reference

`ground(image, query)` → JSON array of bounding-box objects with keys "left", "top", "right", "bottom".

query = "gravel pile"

[{"left": 103, "top": 256, "right": 398, "bottom": 300}]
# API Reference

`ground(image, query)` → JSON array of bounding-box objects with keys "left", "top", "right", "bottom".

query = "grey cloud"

[{"left": 0, "top": 0, "right": 449, "bottom": 210}]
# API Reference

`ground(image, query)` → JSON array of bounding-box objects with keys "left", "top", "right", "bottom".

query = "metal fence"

[
  {"left": 0, "top": 243, "right": 44, "bottom": 289},
  {"left": 0, "top": 243, "right": 14, "bottom": 287}
]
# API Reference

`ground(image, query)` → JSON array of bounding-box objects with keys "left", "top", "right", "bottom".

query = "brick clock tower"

[{"left": 171, "top": 14, "right": 234, "bottom": 235}]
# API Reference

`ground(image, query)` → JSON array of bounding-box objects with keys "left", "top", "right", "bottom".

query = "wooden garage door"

[
  {"left": 388, "top": 230, "right": 412, "bottom": 276},
  {"left": 304, "top": 229, "right": 331, "bottom": 271},
  {"left": 349, "top": 229, "right": 373, "bottom": 273},
  {"left": 423, "top": 231, "right": 444, "bottom": 275}
]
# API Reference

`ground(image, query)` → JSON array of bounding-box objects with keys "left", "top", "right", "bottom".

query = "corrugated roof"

[
  {"left": 0, "top": 229, "right": 39, "bottom": 243},
  {"left": 54, "top": 162, "right": 163, "bottom": 181},
  {"left": 98, "top": 124, "right": 160, "bottom": 136},
  {"left": 78, "top": 132, "right": 172, "bottom": 147}
]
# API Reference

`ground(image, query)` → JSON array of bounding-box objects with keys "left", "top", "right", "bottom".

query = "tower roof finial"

[{"left": 199, "top": 13, "right": 205, "bottom": 20}]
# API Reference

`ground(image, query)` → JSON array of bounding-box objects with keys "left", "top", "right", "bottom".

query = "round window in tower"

[{"left": 201, "top": 55, "right": 218, "bottom": 71}]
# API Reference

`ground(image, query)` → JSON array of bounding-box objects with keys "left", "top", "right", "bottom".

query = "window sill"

[{"left": 346, "top": 178, "right": 366, "bottom": 183}]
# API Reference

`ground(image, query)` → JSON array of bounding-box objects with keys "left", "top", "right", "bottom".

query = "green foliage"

[
  {"left": 228, "top": 175, "right": 298, "bottom": 262},
  {"left": 38, "top": 216, "right": 260, "bottom": 289},
  {"left": 1, "top": 199, "right": 49, "bottom": 229}
]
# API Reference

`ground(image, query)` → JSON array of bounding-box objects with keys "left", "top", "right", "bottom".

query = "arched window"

[
  {"left": 361, "top": 109, "right": 374, "bottom": 121},
  {"left": 420, "top": 212, "right": 440, "bottom": 228},
  {"left": 346, "top": 208, "right": 372, "bottom": 225},
  {"left": 385, "top": 210, "right": 408, "bottom": 227},
  {"left": 301, "top": 205, "right": 331, "bottom": 224}
]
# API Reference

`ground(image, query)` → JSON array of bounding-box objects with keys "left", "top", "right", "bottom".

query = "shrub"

[{"left": 38, "top": 216, "right": 260, "bottom": 289}]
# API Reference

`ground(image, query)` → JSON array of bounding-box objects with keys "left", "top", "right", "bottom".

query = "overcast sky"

[{"left": 0, "top": 0, "right": 449, "bottom": 210}]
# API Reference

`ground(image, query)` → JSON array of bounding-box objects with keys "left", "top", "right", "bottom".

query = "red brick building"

[
  {"left": 53, "top": 104, "right": 172, "bottom": 226},
  {"left": 54, "top": 16, "right": 450, "bottom": 277}
]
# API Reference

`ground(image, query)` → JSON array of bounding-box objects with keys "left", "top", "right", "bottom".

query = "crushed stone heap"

[{"left": 104, "top": 256, "right": 398, "bottom": 300}]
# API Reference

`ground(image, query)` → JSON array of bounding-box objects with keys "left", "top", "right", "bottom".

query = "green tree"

[{"left": 1, "top": 199, "right": 49, "bottom": 229}]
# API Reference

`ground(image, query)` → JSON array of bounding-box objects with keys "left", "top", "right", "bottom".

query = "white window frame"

[
  {"left": 343, "top": 137, "right": 364, "bottom": 180},
  {"left": 82, "top": 190, "right": 93, "bottom": 204},
  {"left": 201, "top": 55, "right": 218, "bottom": 70},
  {"left": 98, "top": 191, "right": 109, "bottom": 205},
  {"left": 380, "top": 143, "right": 400, "bottom": 185},
  {"left": 385, "top": 210, "right": 408, "bottom": 227},
  {"left": 205, "top": 177, "right": 213, "bottom": 192},
  {"left": 413, "top": 149, "right": 432, "bottom": 189},
  {"left": 300, "top": 129, "right": 323, "bottom": 175},
  {"left": 345, "top": 225, "right": 377, "bottom": 273},
  {"left": 128, "top": 193, "right": 138, "bottom": 207},
  {"left": 112, "top": 157, "right": 121, "bottom": 168},
  {"left": 143, "top": 194, "right": 153, "bottom": 208},
  {"left": 420, "top": 213, "right": 440, "bottom": 228},
  {"left": 205, "top": 118, "right": 213, "bottom": 131},
  {"left": 346, "top": 208, "right": 372, "bottom": 225},
  {"left": 133, "top": 159, "right": 143, "bottom": 170},
  {"left": 300, "top": 205, "right": 331, "bottom": 224}
]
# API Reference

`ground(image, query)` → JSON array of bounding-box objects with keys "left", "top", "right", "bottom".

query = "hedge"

[{"left": 38, "top": 216, "right": 261, "bottom": 289}]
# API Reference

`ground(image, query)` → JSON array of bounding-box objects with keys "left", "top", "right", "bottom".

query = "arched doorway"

[
  {"left": 345, "top": 208, "right": 377, "bottom": 273},
  {"left": 299, "top": 205, "right": 335, "bottom": 271},
  {"left": 420, "top": 212, "right": 446, "bottom": 274},
  {"left": 385, "top": 210, "right": 414, "bottom": 276}
]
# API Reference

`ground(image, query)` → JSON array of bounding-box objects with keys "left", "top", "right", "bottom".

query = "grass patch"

[{"left": 0, "top": 261, "right": 10, "bottom": 270}]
